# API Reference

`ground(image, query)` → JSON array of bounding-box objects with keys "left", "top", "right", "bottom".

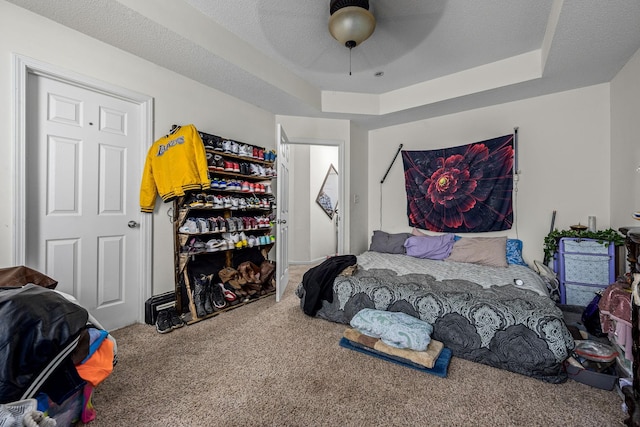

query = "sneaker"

[
  {"left": 186, "top": 238, "right": 206, "bottom": 253},
  {"left": 220, "top": 233, "right": 235, "bottom": 249},
  {"left": 179, "top": 218, "right": 198, "bottom": 233},
  {"left": 223, "top": 232, "right": 240, "bottom": 244},
  {"left": 223, "top": 140, "right": 233, "bottom": 153},
  {"left": 216, "top": 216, "right": 227, "bottom": 232},
  {"left": 212, "top": 195, "right": 224, "bottom": 208},
  {"left": 212, "top": 154, "right": 224, "bottom": 170},
  {"left": 230, "top": 216, "right": 240, "bottom": 231},
  {"left": 205, "top": 194, "right": 215, "bottom": 207},
  {"left": 239, "top": 232, "right": 248, "bottom": 248},
  {"left": 196, "top": 218, "right": 209, "bottom": 233},
  {"left": 206, "top": 239, "right": 225, "bottom": 252},
  {"left": 211, "top": 283, "right": 227, "bottom": 309},
  {"left": 167, "top": 307, "right": 185, "bottom": 329},
  {"left": 156, "top": 309, "right": 172, "bottom": 334},
  {"left": 205, "top": 150, "right": 215, "bottom": 167},
  {"left": 187, "top": 194, "right": 204, "bottom": 208},
  {"left": 208, "top": 217, "right": 219, "bottom": 232},
  {"left": 202, "top": 135, "right": 215, "bottom": 151},
  {"left": 226, "top": 217, "right": 237, "bottom": 232},
  {"left": 244, "top": 217, "right": 254, "bottom": 230},
  {"left": 224, "top": 161, "right": 234, "bottom": 172},
  {"left": 218, "top": 282, "right": 237, "bottom": 302}
]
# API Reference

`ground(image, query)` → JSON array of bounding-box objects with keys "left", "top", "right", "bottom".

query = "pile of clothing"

[{"left": 0, "top": 267, "right": 116, "bottom": 425}]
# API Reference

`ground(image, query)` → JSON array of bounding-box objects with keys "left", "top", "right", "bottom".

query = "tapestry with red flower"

[{"left": 401, "top": 134, "right": 514, "bottom": 232}]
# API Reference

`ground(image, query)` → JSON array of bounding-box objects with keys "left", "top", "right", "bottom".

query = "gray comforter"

[{"left": 296, "top": 252, "right": 575, "bottom": 383}]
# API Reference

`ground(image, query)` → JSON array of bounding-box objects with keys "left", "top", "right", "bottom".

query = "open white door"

[{"left": 275, "top": 124, "right": 290, "bottom": 301}]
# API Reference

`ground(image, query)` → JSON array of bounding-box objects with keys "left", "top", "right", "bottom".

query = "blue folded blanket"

[{"left": 350, "top": 308, "right": 433, "bottom": 351}]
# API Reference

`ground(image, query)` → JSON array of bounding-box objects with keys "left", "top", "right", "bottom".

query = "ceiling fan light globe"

[{"left": 328, "top": 6, "right": 376, "bottom": 47}]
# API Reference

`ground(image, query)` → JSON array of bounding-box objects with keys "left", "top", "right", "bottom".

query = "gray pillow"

[
  {"left": 446, "top": 236, "right": 508, "bottom": 267},
  {"left": 369, "top": 230, "right": 411, "bottom": 254}
]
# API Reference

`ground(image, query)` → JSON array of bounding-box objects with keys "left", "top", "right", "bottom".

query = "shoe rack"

[{"left": 172, "top": 129, "right": 277, "bottom": 325}]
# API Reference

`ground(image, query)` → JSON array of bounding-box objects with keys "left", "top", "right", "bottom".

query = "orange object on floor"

[{"left": 75, "top": 337, "right": 114, "bottom": 387}]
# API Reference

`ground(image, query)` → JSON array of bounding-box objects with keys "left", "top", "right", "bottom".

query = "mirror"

[{"left": 316, "top": 164, "right": 338, "bottom": 219}]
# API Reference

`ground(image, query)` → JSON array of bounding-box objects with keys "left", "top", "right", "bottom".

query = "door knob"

[{"left": 127, "top": 221, "right": 139, "bottom": 228}]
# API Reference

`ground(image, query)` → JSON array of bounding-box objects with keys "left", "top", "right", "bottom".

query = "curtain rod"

[
  {"left": 513, "top": 126, "right": 519, "bottom": 173},
  {"left": 380, "top": 144, "right": 403, "bottom": 184}
]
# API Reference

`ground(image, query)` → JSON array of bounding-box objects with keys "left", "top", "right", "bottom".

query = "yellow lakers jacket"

[{"left": 140, "top": 124, "right": 210, "bottom": 213}]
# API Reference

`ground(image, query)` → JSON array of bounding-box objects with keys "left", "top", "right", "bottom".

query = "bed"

[{"left": 296, "top": 235, "right": 575, "bottom": 383}]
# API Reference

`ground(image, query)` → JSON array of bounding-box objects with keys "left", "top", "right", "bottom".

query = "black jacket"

[{"left": 301, "top": 255, "right": 357, "bottom": 316}]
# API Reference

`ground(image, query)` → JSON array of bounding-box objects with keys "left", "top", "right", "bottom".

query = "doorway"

[
  {"left": 288, "top": 140, "right": 344, "bottom": 264},
  {"left": 13, "top": 55, "right": 153, "bottom": 331}
]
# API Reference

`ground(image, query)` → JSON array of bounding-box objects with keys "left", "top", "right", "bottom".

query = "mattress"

[{"left": 297, "top": 251, "right": 575, "bottom": 383}]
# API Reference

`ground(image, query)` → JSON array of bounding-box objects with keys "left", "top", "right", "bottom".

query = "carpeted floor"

[{"left": 85, "top": 264, "right": 627, "bottom": 426}]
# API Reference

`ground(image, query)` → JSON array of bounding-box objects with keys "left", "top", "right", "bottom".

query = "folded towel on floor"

[
  {"left": 339, "top": 336, "right": 452, "bottom": 378},
  {"left": 343, "top": 327, "right": 443, "bottom": 369}
]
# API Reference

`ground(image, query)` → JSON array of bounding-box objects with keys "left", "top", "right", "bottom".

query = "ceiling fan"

[
  {"left": 254, "top": 0, "right": 443, "bottom": 76},
  {"left": 328, "top": 0, "right": 376, "bottom": 50},
  {"left": 328, "top": 0, "right": 376, "bottom": 74}
]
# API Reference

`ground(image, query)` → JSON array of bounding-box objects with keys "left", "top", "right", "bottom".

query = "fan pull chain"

[{"left": 349, "top": 47, "right": 352, "bottom": 76}]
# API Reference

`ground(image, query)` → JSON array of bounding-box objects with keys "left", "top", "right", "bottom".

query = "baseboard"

[{"left": 289, "top": 257, "right": 328, "bottom": 265}]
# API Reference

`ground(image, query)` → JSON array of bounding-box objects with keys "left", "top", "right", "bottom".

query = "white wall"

[
  {"left": 290, "top": 145, "right": 311, "bottom": 261},
  {"left": 611, "top": 46, "right": 640, "bottom": 229},
  {"left": 369, "top": 84, "right": 611, "bottom": 264},
  {"left": 0, "top": 1, "right": 275, "bottom": 295},
  {"left": 349, "top": 123, "right": 369, "bottom": 255}
]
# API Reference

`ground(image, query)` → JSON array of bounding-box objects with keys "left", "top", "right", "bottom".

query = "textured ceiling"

[{"left": 7, "top": 0, "right": 640, "bottom": 130}]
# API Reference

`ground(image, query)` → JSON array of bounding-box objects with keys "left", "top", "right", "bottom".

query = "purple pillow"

[{"left": 404, "top": 234, "right": 456, "bottom": 260}]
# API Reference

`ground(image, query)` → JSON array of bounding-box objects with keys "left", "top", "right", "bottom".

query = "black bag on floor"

[
  {"left": 0, "top": 284, "right": 88, "bottom": 403},
  {"left": 581, "top": 293, "right": 605, "bottom": 337}
]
